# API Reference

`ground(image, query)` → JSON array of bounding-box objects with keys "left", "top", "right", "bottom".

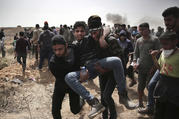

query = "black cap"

[
  {"left": 52, "top": 35, "right": 66, "bottom": 45},
  {"left": 88, "top": 15, "right": 102, "bottom": 30}
]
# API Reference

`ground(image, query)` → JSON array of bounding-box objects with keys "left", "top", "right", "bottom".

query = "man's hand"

[
  {"left": 99, "top": 27, "right": 110, "bottom": 48},
  {"left": 94, "top": 62, "right": 110, "bottom": 74},
  {"left": 133, "top": 62, "right": 139, "bottom": 71},
  {"left": 79, "top": 69, "right": 89, "bottom": 83},
  {"left": 150, "top": 49, "right": 160, "bottom": 58}
]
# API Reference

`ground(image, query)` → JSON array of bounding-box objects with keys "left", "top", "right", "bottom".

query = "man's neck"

[{"left": 143, "top": 35, "right": 150, "bottom": 40}]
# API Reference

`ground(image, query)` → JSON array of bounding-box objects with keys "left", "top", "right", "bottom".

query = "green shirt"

[{"left": 158, "top": 49, "right": 179, "bottom": 78}]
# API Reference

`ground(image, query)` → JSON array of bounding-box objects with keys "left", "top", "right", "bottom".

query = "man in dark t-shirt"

[
  {"left": 15, "top": 32, "right": 30, "bottom": 73},
  {"left": 49, "top": 35, "right": 84, "bottom": 119}
]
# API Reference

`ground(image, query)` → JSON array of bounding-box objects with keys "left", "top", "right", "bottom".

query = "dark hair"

[
  {"left": 162, "top": 6, "right": 179, "bottom": 18},
  {"left": 19, "top": 31, "right": 24, "bottom": 37},
  {"left": 73, "top": 21, "right": 86, "bottom": 30},
  {"left": 159, "top": 31, "right": 177, "bottom": 41},
  {"left": 51, "top": 35, "right": 66, "bottom": 46},
  {"left": 121, "top": 24, "right": 126, "bottom": 28},
  {"left": 36, "top": 24, "right": 40, "bottom": 28},
  {"left": 139, "top": 22, "right": 150, "bottom": 29},
  {"left": 88, "top": 15, "right": 102, "bottom": 29}
]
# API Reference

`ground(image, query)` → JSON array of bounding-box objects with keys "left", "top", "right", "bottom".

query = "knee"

[
  {"left": 71, "top": 107, "right": 80, "bottom": 114},
  {"left": 65, "top": 72, "right": 76, "bottom": 84},
  {"left": 112, "top": 57, "right": 122, "bottom": 67}
]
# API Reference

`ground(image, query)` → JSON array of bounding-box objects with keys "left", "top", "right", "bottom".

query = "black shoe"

[{"left": 138, "top": 106, "right": 154, "bottom": 115}]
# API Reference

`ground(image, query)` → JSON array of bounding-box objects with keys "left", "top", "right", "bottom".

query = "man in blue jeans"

[{"left": 65, "top": 15, "right": 136, "bottom": 119}]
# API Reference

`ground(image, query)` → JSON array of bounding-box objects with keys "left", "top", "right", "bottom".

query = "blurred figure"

[
  {"left": 0, "top": 29, "right": 6, "bottom": 57},
  {"left": 38, "top": 21, "right": 55, "bottom": 70},
  {"left": 15, "top": 32, "right": 31, "bottom": 74},
  {"left": 31, "top": 24, "right": 42, "bottom": 63}
]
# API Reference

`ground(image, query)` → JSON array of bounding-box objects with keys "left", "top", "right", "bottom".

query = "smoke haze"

[{"left": 106, "top": 13, "right": 128, "bottom": 24}]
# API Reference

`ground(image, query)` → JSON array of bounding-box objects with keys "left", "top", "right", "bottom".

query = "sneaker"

[
  {"left": 119, "top": 92, "right": 137, "bottom": 109},
  {"left": 138, "top": 106, "right": 154, "bottom": 115},
  {"left": 87, "top": 98, "right": 105, "bottom": 119}
]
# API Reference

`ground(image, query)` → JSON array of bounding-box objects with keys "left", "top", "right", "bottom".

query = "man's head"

[
  {"left": 35, "top": 24, "right": 40, "bottom": 29},
  {"left": 162, "top": 6, "right": 179, "bottom": 30},
  {"left": 119, "top": 30, "right": 127, "bottom": 41},
  {"left": 19, "top": 31, "right": 24, "bottom": 38},
  {"left": 43, "top": 21, "right": 49, "bottom": 30},
  {"left": 139, "top": 22, "right": 150, "bottom": 37},
  {"left": 159, "top": 31, "right": 178, "bottom": 50},
  {"left": 73, "top": 21, "right": 86, "bottom": 41},
  {"left": 88, "top": 15, "right": 103, "bottom": 41},
  {"left": 51, "top": 35, "right": 67, "bottom": 57}
]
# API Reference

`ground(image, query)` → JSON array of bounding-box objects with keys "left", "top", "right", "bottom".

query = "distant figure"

[
  {"left": 13, "top": 33, "right": 18, "bottom": 49},
  {"left": 0, "top": 29, "right": 6, "bottom": 57},
  {"left": 15, "top": 32, "right": 31, "bottom": 74},
  {"left": 63, "top": 25, "right": 73, "bottom": 44},
  {"left": 156, "top": 26, "right": 164, "bottom": 37},
  {"left": 31, "top": 24, "right": 42, "bottom": 63},
  {"left": 38, "top": 21, "right": 55, "bottom": 70}
]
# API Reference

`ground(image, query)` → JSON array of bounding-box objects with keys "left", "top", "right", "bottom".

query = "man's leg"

[
  {"left": 138, "top": 70, "right": 160, "bottom": 115},
  {"left": 99, "top": 73, "right": 109, "bottom": 119},
  {"left": 137, "top": 70, "right": 148, "bottom": 108},
  {"left": 2, "top": 47, "right": 5, "bottom": 57},
  {"left": 22, "top": 54, "right": 27, "bottom": 72},
  {"left": 17, "top": 54, "right": 22, "bottom": 65},
  {"left": 52, "top": 87, "right": 65, "bottom": 119},
  {"left": 100, "top": 72, "right": 117, "bottom": 119},
  {"left": 97, "top": 57, "right": 126, "bottom": 93},
  {"left": 97, "top": 56, "right": 136, "bottom": 109},
  {"left": 34, "top": 45, "right": 38, "bottom": 61},
  {"left": 38, "top": 50, "right": 46, "bottom": 69},
  {"left": 69, "top": 89, "right": 84, "bottom": 114},
  {"left": 65, "top": 71, "right": 105, "bottom": 119}
]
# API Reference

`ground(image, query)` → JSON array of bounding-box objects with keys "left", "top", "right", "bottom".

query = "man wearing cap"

[
  {"left": 38, "top": 21, "right": 55, "bottom": 70},
  {"left": 49, "top": 35, "right": 84, "bottom": 119},
  {"left": 65, "top": 15, "right": 136, "bottom": 119}
]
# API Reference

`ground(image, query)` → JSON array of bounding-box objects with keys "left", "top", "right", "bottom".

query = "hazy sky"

[{"left": 0, "top": 0, "right": 179, "bottom": 29}]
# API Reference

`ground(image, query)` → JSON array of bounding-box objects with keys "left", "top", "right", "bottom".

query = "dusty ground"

[{"left": 0, "top": 28, "right": 152, "bottom": 119}]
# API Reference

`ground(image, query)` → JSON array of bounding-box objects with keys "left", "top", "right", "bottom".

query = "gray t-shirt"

[{"left": 134, "top": 35, "right": 160, "bottom": 72}]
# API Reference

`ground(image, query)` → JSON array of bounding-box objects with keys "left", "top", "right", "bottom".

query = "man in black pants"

[
  {"left": 49, "top": 35, "right": 84, "bottom": 119},
  {"left": 99, "top": 72, "right": 117, "bottom": 119}
]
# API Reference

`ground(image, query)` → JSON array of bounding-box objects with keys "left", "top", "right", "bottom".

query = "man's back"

[
  {"left": 32, "top": 28, "right": 42, "bottom": 45},
  {"left": 15, "top": 38, "right": 29, "bottom": 54},
  {"left": 38, "top": 30, "right": 54, "bottom": 50}
]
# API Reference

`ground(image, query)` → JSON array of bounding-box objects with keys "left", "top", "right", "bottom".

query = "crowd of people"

[{"left": 0, "top": 6, "right": 178, "bottom": 119}]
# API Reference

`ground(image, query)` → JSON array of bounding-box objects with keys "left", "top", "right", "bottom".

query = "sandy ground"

[{"left": 0, "top": 28, "right": 152, "bottom": 119}]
